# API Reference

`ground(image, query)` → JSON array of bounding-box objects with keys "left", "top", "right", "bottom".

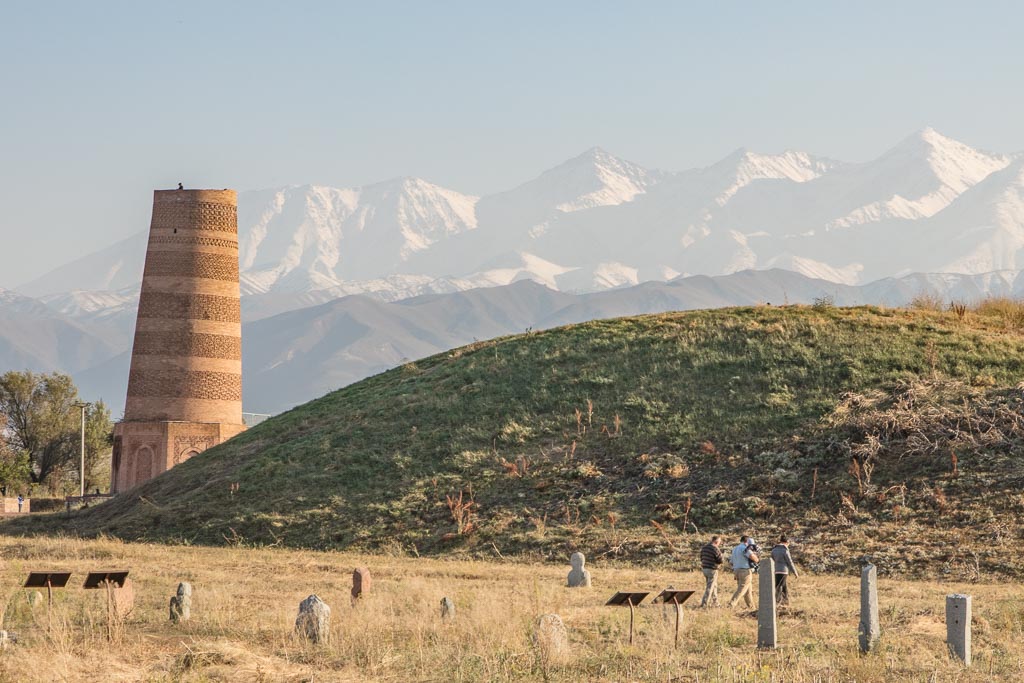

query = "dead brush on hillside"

[
  {"left": 815, "top": 378, "right": 1024, "bottom": 498},
  {"left": 445, "top": 489, "right": 478, "bottom": 536},
  {"left": 909, "top": 291, "right": 945, "bottom": 312},
  {"left": 972, "top": 296, "right": 1024, "bottom": 330}
]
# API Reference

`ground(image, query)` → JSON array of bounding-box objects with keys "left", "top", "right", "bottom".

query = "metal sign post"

[
  {"left": 24, "top": 571, "right": 73, "bottom": 632},
  {"left": 83, "top": 570, "right": 130, "bottom": 641},
  {"left": 605, "top": 591, "right": 650, "bottom": 645},
  {"left": 654, "top": 589, "right": 696, "bottom": 649}
]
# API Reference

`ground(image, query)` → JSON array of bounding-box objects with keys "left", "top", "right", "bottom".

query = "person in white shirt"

[{"left": 727, "top": 535, "right": 758, "bottom": 609}]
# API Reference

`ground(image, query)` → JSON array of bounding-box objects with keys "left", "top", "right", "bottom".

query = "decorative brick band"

[
  {"left": 149, "top": 235, "right": 238, "bottom": 249},
  {"left": 131, "top": 331, "right": 241, "bottom": 360},
  {"left": 143, "top": 251, "right": 239, "bottom": 282},
  {"left": 127, "top": 368, "right": 242, "bottom": 401},
  {"left": 137, "top": 291, "right": 241, "bottom": 323},
  {"left": 151, "top": 202, "right": 237, "bottom": 233}
]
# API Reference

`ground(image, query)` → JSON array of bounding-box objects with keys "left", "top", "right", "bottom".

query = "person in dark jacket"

[
  {"left": 699, "top": 535, "right": 724, "bottom": 607},
  {"left": 770, "top": 535, "right": 799, "bottom": 605}
]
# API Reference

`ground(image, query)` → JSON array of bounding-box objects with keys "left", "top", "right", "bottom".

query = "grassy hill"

[{"left": 11, "top": 304, "right": 1024, "bottom": 578}]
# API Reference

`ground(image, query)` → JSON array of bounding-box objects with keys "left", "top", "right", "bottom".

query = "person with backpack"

[
  {"left": 699, "top": 535, "right": 724, "bottom": 607},
  {"left": 727, "top": 535, "right": 759, "bottom": 609},
  {"left": 770, "top": 535, "right": 799, "bottom": 605}
]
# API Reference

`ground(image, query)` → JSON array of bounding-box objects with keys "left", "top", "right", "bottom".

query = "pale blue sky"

[{"left": 2, "top": 1, "right": 1022, "bottom": 286}]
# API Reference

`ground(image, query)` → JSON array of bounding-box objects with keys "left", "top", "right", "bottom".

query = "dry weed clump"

[
  {"left": 822, "top": 379, "right": 1024, "bottom": 473},
  {"left": 445, "top": 489, "right": 478, "bottom": 535},
  {"left": 784, "top": 378, "right": 1024, "bottom": 575},
  {"left": 909, "top": 291, "right": 946, "bottom": 312},
  {"left": 972, "top": 296, "right": 1024, "bottom": 329}
]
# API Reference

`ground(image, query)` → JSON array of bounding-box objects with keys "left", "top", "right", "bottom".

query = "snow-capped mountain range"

[
  {"left": 10, "top": 127, "right": 1024, "bottom": 413},
  {"left": 19, "top": 128, "right": 1023, "bottom": 301}
]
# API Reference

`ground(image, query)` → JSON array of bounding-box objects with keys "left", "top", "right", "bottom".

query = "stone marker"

[
  {"left": 295, "top": 594, "right": 331, "bottom": 644},
  {"left": 858, "top": 564, "right": 880, "bottom": 653},
  {"left": 440, "top": 596, "right": 456, "bottom": 621},
  {"left": 757, "top": 557, "right": 777, "bottom": 649},
  {"left": 169, "top": 582, "right": 193, "bottom": 623},
  {"left": 533, "top": 613, "right": 569, "bottom": 664},
  {"left": 566, "top": 552, "right": 592, "bottom": 588},
  {"left": 0, "top": 631, "right": 17, "bottom": 649},
  {"left": 28, "top": 591, "right": 43, "bottom": 607},
  {"left": 111, "top": 578, "right": 135, "bottom": 619},
  {"left": 351, "top": 567, "right": 372, "bottom": 605},
  {"left": 946, "top": 594, "right": 971, "bottom": 666}
]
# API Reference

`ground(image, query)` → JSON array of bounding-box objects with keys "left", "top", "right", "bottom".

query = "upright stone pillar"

[
  {"left": 757, "top": 557, "right": 776, "bottom": 649},
  {"left": 111, "top": 189, "right": 247, "bottom": 492},
  {"left": 946, "top": 594, "right": 971, "bottom": 665},
  {"left": 858, "top": 564, "right": 880, "bottom": 653},
  {"left": 169, "top": 582, "right": 192, "bottom": 623},
  {"left": 440, "top": 596, "right": 456, "bottom": 621},
  {"left": 296, "top": 595, "right": 331, "bottom": 644}
]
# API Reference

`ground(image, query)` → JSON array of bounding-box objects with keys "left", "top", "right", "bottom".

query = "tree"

[
  {"left": 82, "top": 400, "right": 113, "bottom": 491},
  {"left": 0, "top": 441, "right": 30, "bottom": 494},
  {"left": 0, "top": 371, "right": 112, "bottom": 491}
]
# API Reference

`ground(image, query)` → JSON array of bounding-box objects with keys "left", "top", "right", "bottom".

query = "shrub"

[{"left": 973, "top": 297, "right": 1024, "bottom": 330}]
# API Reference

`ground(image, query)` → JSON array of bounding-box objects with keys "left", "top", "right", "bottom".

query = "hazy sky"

[{"left": 2, "top": 1, "right": 1023, "bottom": 287}]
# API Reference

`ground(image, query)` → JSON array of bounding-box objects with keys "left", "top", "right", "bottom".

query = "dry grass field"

[{"left": 0, "top": 535, "right": 1020, "bottom": 682}]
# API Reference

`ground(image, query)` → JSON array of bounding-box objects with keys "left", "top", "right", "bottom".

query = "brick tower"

[{"left": 111, "top": 189, "right": 246, "bottom": 493}]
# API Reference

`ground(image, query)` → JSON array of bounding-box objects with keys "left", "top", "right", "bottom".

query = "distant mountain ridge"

[
  {"left": 18, "top": 128, "right": 1024, "bottom": 301},
  {"left": 8, "top": 267, "right": 1024, "bottom": 415}
]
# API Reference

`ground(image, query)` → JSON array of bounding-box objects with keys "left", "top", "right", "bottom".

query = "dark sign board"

[
  {"left": 83, "top": 570, "right": 130, "bottom": 589},
  {"left": 654, "top": 589, "right": 695, "bottom": 605},
  {"left": 24, "top": 572, "right": 72, "bottom": 588},
  {"left": 605, "top": 591, "right": 649, "bottom": 607}
]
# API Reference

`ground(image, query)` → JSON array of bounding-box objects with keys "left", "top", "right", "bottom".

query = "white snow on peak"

[
  {"left": 892, "top": 127, "right": 1007, "bottom": 194},
  {"left": 451, "top": 251, "right": 578, "bottom": 290},
  {"left": 828, "top": 128, "right": 1010, "bottom": 228},
  {"left": 20, "top": 128, "right": 1024, "bottom": 304},
  {"left": 550, "top": 147, "right": 664, "bottom": 211},
  {"left": 487, "top": 147, "right": 665, "bottom": 219},
  {"left": 589, "top": 262, "right": 640, "bottom": 289},
  {"left": 710, "top": 149, "right": 839, "bottom": 205},
  {"left": 763, "top": 254, "right": 864, "bottom": 286},
  {"left": 237, "top": 179, "right": 479, "bottom": 291},
  {"left": 923, "top": 158, "right": 1024, "bottom": 274},
  {"left": 40, "top": 287, "right": 139, "bottom": 317}
]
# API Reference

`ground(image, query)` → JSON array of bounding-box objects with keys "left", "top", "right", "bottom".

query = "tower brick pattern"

[{"left": 111, "top": 189, "right": 246, "bottom": 492}]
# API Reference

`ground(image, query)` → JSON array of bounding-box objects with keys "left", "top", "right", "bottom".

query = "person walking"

[
  {"left": 727, "top": 535, "right": 758, "bottom": 609},
  {"left": 770, "top": 535, "right": 799, "bottom": 605},
  {"left": 699, "top": 535, "right": 724, "bottom": 607}
]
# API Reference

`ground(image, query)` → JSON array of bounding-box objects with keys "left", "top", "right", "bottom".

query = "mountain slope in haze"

[
  {"left": 20, "top": 128, "right": 1022, "bottom": 300},
  {"left": 20, "top": 267, "right": 1024, "bottom": 415},
  {"left": 0, "top": 289, "right": 122, "bottom": 374},
  {"left": 18, "top": 232, "right": 147, "bottom": 298},
  {"left": 17, "top": 305, "right": 1024, "bottom": 580},
  {"left": 241, "top": 282, "right": 577, "bottom": 412}
]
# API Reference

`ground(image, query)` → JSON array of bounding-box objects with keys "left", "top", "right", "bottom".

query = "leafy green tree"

[
  {"left": 82, "top": 400, "right": 113, "bottom": 492},
  {"left": 0, "top": 371, "right": 112, "bottom": 491},
  {"left": 0, "top": 442, "right": 30, "bottom": 494}
]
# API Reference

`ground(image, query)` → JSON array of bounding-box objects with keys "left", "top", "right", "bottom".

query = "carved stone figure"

[{"left": 567, "top": 552, "right": 592, "bottom": 588}]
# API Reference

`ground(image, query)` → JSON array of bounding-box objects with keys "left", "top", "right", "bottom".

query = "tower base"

[{"left": 111, "top": 421, "right": 246, "bottom": 493}]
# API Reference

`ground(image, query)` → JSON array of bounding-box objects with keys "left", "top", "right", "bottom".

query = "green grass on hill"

[{"left": 10, "top": 305, "right": 1024, "bottom": 578}]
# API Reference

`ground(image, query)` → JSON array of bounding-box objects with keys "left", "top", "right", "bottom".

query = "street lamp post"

[{"left": 72, "top": 401, "right": 89, "bottom": 497}]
